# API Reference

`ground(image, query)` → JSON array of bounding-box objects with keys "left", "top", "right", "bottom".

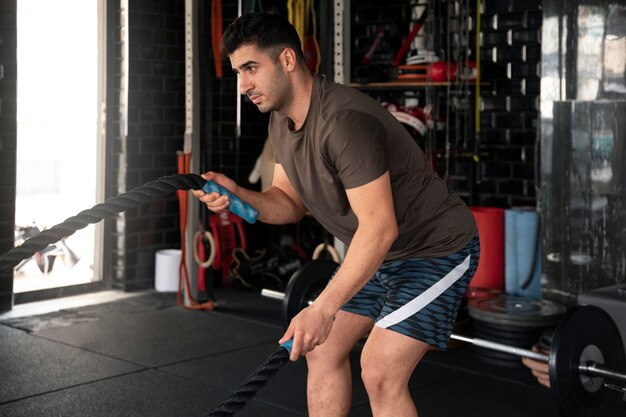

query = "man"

[{"left": 192, "top": 12, "right": 479, "bottom": 417}]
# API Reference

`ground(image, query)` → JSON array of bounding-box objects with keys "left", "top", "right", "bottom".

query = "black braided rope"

[
  {"left": 0, "top": 173, "right": 205, "bottom": 272},
  {"left": 206, "top": 346, "right": 291, "bottom": 417},
  {"left": 1, "top": 172, "right": 291, "bottom": 416}
]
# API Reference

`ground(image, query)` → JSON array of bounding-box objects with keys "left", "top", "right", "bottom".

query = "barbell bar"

[
  {"left": 260, "top": 287, "right": 625, "bottom": 382},
  {"left": 260, "top": 259, "right": 626, "bottom": 417},
  {"left": 265, "top": 289, "right": 550, "bottom": 363}
]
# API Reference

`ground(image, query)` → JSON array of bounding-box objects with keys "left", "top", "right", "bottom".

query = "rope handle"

[{"left": 202, "top": 181, "right": 259, "bottom": 224}]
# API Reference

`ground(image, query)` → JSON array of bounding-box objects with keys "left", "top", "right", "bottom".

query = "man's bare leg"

[
  {"left": 360, "top": 327, "right": 430, "bottom": 417},
  {"left": 306, "top": 310, "right": 374, "bottom": 417}
]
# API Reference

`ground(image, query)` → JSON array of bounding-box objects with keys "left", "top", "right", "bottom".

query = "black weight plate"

[
  {"left": 549, "top": 305, "right": 626, "bottom": 417},
  {"left": 471, "top": 328, "right": 541, "bottom": 347},
  {"left": 282, "top": 259, "right": 339, "bottom": 328},
  {"left": 471, "top": 321, "right": 546, "bottom": 342},
  {"left": 469, "top": 295, "right": 566, "bottom": 327},
  {"left": 473, "top": 318, "right": 551, "bottom": 335}
]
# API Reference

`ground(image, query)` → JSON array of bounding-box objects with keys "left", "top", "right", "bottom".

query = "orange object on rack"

[
  {"left": 211, "top": 0, "right": 223, "bottom": 78},
  {"left": 177, "top": 152, "right": 215, "bottom": 311}
]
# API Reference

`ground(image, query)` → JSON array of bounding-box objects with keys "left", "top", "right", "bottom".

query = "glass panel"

[
  {"left": 540, "top": 0, "right": 626, "bottom": 304},
  {"left": 15, "top": 0, "right": 99, "bottom": 293}
]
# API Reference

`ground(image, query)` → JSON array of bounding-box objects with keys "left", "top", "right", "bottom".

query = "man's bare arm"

[{"left": 192, "top": 164, "right": 306, "bottom": 225}]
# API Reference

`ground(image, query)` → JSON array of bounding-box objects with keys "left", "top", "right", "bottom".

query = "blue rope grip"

[
  {"left": 280, "top": 339, "right": 293, "bottom": 354},
  {"left": 202, "top": 180, "right": 259, "bottom": 224}
]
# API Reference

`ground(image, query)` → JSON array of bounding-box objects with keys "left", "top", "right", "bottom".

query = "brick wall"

[
  {"left": 348, "top": 0, "right": 541, "bottom": 208},
  {"left": 475, "top": 0, "right": 542, "bottom": 207},
  {"left": 105, "top": 0, "right": 186, "bottom": 291},
  {"left": 349, "top": 0, "right": 475, "bottom": 204},
  {"left": 0, "top": 0, "right": 16, "bottom": 311}
]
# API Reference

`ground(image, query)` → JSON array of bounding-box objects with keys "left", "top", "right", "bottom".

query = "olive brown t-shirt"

[{"left": 269, "top": 75, "right": 476, "bottom": 261}]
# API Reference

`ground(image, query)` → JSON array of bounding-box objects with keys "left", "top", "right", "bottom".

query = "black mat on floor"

[
  {"left": 1, "top": 289, "right": 622, "bottom": 417},
  {"left": 0, "top": 368, "right": 304, "bottom": 417},
  {"left": 162, "top": 342, "right": 374, "bottom": 414},
  {"left": 0, "top": 323, "right": 26, "bottom": 337},
  {"left": 0, "top": 292, "right": 291, "bottom": 416},
  {"left": 32, "top": 306, "right": 282, "bottom": 368},
  {"left": 413, "top": 371, "right": 561, "bottom": 417},
  {"left": 211, "top": 287, "right": 285, "bottom": 328},
  {"left": 0, "top": 331, "right": 142, "bottom": 404}
]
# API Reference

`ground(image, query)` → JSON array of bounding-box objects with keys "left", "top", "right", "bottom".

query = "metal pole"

[
  {"left": 331, "top": 0, "right": 349, "bottom": 261},
  {"left": 260, "top": 289, "right": 285, "bottom": 301},
  {"left": 579, "top": 363, "right": 626, "bottom": 384},
  {"left": 183, "top": 0, "right": 200, "bottom": 306},
  {"left": 261, "top": 289, "right": 313, "bottom": 305},
  {"left": 449, "top": 334, "right": 549, "bottom": 362}
]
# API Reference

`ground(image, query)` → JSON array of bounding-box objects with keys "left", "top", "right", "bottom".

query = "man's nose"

[{"left": 239, "top": 75, "right": 252, "bottom": 95}]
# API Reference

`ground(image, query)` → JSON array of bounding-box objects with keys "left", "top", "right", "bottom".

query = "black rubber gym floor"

[{"left": 0, "top": 289, "right": 621, "bottom": 417}]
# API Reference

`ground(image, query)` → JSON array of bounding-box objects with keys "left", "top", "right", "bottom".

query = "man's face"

[{"left": 229, "top": 44, "right": 290, "bottom": 113}]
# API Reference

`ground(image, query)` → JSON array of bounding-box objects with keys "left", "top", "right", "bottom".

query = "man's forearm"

[{"left": 235, "top": 185, "right": 306, "bottom": 224}]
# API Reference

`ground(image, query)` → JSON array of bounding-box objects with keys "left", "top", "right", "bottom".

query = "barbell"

[{"left": 261, "top": 258, "right": 626, "bottom": 417}]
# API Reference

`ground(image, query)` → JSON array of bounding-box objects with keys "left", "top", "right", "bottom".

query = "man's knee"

[
  {"left": 360, "top": 357, "right": 396, "bottom": 398},
  {"left": 306, "top": 340, "right": 349, "bottom": 370}
]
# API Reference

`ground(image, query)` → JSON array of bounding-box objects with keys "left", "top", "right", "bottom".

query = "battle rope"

[
  {"left": 1, "top": 173, "right": 294, "bottom": 416},
  {"left": 0, "top": 173, "right": 205, "bottom": 272},
  {"left": 206, "top": 341, "right": 292, "bottom": 417}
]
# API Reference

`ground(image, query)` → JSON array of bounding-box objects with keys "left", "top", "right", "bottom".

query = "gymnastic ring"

[
  {"left": 311, "top": 242, "right": 340, "bottom": 263},
  {"left": 193, "top": 230, "right": 216, "bottom": 269}
]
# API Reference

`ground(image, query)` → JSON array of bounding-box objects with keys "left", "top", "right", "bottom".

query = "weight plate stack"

[{"left": 468, "top": 295, "right": 566, "bottom": 368}]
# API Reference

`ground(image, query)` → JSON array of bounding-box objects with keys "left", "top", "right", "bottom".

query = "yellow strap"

[{"left": 297, "top": 0, "right": 305, "bottom": 46}]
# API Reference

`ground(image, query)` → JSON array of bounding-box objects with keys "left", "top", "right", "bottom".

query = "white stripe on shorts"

[{"left": 375, "top": 254, "right": 471, "bottom": 329}]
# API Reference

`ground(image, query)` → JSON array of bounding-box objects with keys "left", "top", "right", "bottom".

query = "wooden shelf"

[
  {"left": 350, "top": 80, "right": 481, "bottom": 91},
  {"left": 350, "top": 81, "right": 452, "bottom": 89}
]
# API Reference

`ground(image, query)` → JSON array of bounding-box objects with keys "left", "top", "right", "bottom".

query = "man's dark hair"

[{"left": 221, "top": 12, "right": 305, "bottom": 62}]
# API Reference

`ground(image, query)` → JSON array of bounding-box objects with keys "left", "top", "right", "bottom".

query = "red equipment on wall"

[{"left": 208, "top": 211, "right": 248, "bottom": 287}]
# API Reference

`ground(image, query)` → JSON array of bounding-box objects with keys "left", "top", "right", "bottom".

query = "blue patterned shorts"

[{"left": 341, "top": 234, "right": 480, "bottom": 350}]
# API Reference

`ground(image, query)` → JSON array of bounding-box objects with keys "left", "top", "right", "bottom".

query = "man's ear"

[{"left": 280, "top": 47, "right": 298, "bottom": 72}]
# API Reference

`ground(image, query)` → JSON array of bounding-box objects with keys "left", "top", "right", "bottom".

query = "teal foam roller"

[{"left": 202, "top": 181, "right": 259, "bottom": 224}]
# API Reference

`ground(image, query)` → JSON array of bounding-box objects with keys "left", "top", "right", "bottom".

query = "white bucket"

[{"left": 154, "top": 249, "right": 181, "bottom": 292}]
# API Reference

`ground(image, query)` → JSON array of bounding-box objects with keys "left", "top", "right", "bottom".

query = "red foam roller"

[{"left": 469, "top": 207, "right": 505, "bottom": 291}]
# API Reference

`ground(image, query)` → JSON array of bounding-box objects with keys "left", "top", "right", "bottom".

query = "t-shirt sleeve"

[
  {"left": 268, "top": 112, "right": 281, "bottom": 164},
  {"left": 326, "top": 110, "right": 388, "bottom": 189}
]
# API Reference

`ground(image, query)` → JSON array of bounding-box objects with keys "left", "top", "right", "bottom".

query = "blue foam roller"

[
  {"left": 202, "top": 181, "right": 259, "bottom": 224},
  {"left": 505, "top": 208, "right": 542, "bottom": 300}
]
